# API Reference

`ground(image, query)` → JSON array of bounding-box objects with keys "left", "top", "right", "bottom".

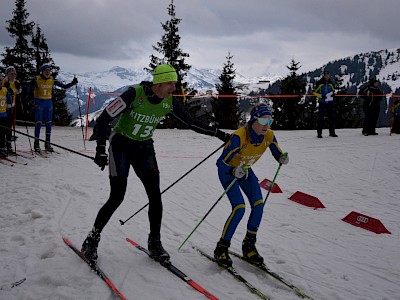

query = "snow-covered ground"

[{"left": 1, "top": 126, "right": 399, "bottom": 300}]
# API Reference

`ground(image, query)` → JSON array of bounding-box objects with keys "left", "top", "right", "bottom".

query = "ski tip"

[
  {"left": 126, "top": 238, "right": 138, "bottom": 246},
  {"left": 62, "top": 237, "right": 71, "bottom": 245}
]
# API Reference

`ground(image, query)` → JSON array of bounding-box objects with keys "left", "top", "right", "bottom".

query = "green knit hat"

[{"left": 153, "top": 64, "right": 178, "bottom": 84}]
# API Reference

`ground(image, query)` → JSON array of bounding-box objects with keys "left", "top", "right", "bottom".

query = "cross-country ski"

[
  {"left": 127, "top": 238, "right": 218, "bottom": 300},
  {"left": 63, "top": 237, "right": 127, "bottom": 300}
]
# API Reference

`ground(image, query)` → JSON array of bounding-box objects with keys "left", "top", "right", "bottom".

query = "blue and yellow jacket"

[
  {"left": 3, "top": 79, "right": 20, "bottom": 108},
  {"left": 313, "top": 78, "right": 335, "bottom": 102},
  {"left": 0, "top": 87, "right": 13, "bottom": 117},
  {"left": 217, "top": 125, "right": 283, "bottom": 178},
  {"left": 28, "top": 75, "right": 75, "bottom": 101}
]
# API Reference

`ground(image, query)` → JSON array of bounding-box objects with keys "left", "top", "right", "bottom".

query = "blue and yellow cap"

[{"left": 250, "top": 104, "right": 273, "bottom": 123}]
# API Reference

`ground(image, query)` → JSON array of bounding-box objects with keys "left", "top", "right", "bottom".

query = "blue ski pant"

[
  {"left": 218, "top": 167, "right": 265, "bottom": 242},
  {"left": 34, "top": 99, "right": 53, "bottom": 141}
]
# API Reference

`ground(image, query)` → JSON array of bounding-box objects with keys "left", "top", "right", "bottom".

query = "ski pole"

[
  {"left": 119, "top": 143, "right": 226, "bottom": 225},
  {"left": 264, "top": 152, "right": 287, "bottom": 202},
  {"left": 178, "top": 177, "right": 238, "bottom": 251},
  {"left": 0, "top": 126, "right": 94, "bottom": 160},
  {"left": 75, "top": 81, "right": 86, "bottom": 150},
  {"left": 11, "top": 96, "right": 17, "bottom": 154}
]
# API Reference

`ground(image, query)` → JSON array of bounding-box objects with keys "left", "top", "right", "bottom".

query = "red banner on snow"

[
  {"left": 342, "top": 211, "right": 391, "bottom": 234},
  {"left": 288, "top": 191, "right": 325, "bottom": 209},
  {"left": 260, "top": 178, "right": 282, "bottom": 193}
]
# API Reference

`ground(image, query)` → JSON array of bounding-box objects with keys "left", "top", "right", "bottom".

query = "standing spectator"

[
  {"left": 28, "top": 63, "right": 77, "bottom": 152},
  {"left": 3, "top": 66, "right": 21, "bottom": 152},
  {"left": 391, "top": 98, "right": 400, "bottom": 134},
  {"left": 359, "top": 78, "right": 383, "bottom": 136},
  {"left": 213, "top": 103, "right": 288, "bottom": 267},
  {"left": 313, "top": 71, "right": 337, "bottom": 138},
  {"left": 0, "top": 74, "right": 13, "bottom": 157},
  {"left": 80, "top": 64, "right": 230, "bottom": 264}
]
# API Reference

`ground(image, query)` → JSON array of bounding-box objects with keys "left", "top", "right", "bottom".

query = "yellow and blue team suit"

[
  {"left": 0, "top": 86, "right": 12, "bottom": 152},
  {"left": 216, "top": 125, "right": 283, "bottom": 242},
  {"left": 30, "top": 75, "right": 74, "bottom": 142},
  {"left": 3, "top": 78, "right": 20, "bottom": 148}
]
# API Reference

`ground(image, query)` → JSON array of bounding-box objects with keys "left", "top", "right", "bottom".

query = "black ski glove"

[
  {"left": 94, "top": 144, "right": 108, "bottom": 171},
  {"left": 65, "top": 77, "right": 78, "bottom": 88},
  {"left": 216, "top": 130, "right": 231, "bottom": 143}
]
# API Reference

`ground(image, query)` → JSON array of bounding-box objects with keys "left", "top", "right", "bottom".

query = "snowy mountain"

[
  {"left": 61, "top": 47, "right": 400, "bottom": 123},
  {"left": 305, "top": 47, "right": 400, "bottom": 93},
  {"left": 58, "top": 66, "right": 281, "bottom": 118}
]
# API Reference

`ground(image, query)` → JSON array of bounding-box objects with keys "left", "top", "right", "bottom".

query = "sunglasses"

[{"left": 256, "top": 117, "right": 273, "bottom": 126}]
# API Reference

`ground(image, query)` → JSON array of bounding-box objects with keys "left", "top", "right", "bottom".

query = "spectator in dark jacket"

[
  {"left": 359, "top": 78, "right": 383, "bottom": 136},
  {"left": 391, "top": 99, "right": 400, "bottom": 134}
]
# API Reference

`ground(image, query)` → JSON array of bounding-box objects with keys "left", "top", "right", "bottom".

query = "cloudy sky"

[{"left": 1, "top": 0, "right": 400, "bottom": 77}]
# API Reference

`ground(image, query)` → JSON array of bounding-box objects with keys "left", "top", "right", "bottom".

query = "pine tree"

[
  {"left": 299, "top": 82, "right": 318, "bottom": 130},
  {"left": 148, "top": 0, "right": 196, "bottom": 129},
  {"left": 276, "top": 59, "right": 306, "bottom": 129},
  {"left": 31, "top": 23, "right": 58, "bottom": 75},
  {"left": 52, "top": 88, "right": 72, "bottom": 126},
  {"left": 1, "top": 0, "right": 35, "bottom": 84},
  {"left": 327, "top": 74, "right": 363, "bottom": 129},
  {"left": 1, "top": 0, "right": 36, "bottom": 122},
  {"left": 1, "top": 0, "right": 71, "bottom": 125},
  {"left": 211, "top": 52, "right": 239, "bottom": 129},
  {"left": 148, "top": 0, "right": 190, "bottom": 86}
]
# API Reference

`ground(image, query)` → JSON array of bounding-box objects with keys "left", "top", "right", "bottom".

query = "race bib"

[{"left": 106, "top": 97, "right": 127, "bottom": 117}]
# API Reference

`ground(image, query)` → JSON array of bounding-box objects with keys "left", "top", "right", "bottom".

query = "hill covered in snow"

[
  {"left": 60, "top": 47, "right": 400, "bottom": 121},
  {"left": 58, "top": 66, "right": 281, "bottom": 118}
]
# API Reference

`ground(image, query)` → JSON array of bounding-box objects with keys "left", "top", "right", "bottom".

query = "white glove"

[
  {"left": 279, "top": 153, "right": 289, "bottom": 165},
  {"left": 233, "top": 166, "right": 248, "bottom": 179},
  {"left": 325, "top": 92, "right": 334, "bottom": 102}
]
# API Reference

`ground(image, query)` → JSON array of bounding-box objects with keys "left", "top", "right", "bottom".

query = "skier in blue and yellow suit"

[
  {"left": 0, "top": 73, "right": 14, "bottom": 157},
  {"left": 214, "top": 103, "right": 289, "bottom": 267},
  {"left": 28, "top": 63, "right": 77, "bottom": 152}
]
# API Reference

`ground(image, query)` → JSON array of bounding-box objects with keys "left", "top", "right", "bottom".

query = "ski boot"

[
  {"left": 45, "top": 141, "right": 54, "bottom": 152},
  {"left": 214, "top": 239, "right": 232, "bottom": 267},
  {"left": 34, "top": 140, "right": 41, "bottom": 152},
  {"left": 148, "top": 236, "right": 170, "bottom": 264},
  {"left": 329, "top": 130, "right": 338, "bottom": 137},
  {"left": 0, "top": 147, "right": 7, "bottom": 158},
  {"left": 81, "top": 228, "right": 101, "bottom": 263},
  {"left": 242, "top": 236, "right": 264, "bottom": 266},
  {"left": 6, "top": 142, "right": 15, "bottom": 155}
]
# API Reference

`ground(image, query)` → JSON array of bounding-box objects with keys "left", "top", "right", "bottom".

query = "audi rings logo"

[{"left": 356, "top": 216, "right": 369, "bottom": 224}]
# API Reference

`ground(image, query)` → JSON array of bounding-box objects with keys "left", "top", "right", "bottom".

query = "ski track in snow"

[{"left": 1, "top": 126, "right": 399, "bottom": 300}]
